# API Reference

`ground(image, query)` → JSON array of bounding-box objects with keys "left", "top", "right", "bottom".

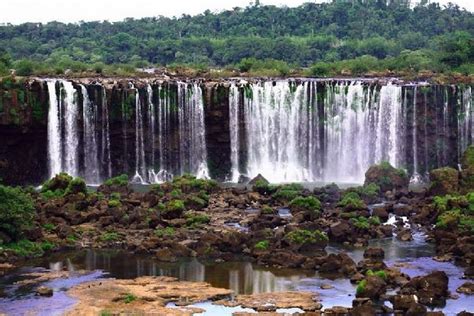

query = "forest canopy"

[{"left": 0, "top": 0, "right": 472, "bottom": 77}]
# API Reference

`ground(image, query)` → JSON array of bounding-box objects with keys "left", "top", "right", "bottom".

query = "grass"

[
  {"left": 154, "top": 227, "right": 176, "bottom": 237},
  {"left": 255, "top": 240, "right": 270, "bottom": 250},
  {"left": 123, "top": 293, "right": 137, "bottom": 304},
  {"left": 285, "top": 229, "right": 328, "bottom": 245},
  {"left": 104, "top": 174, "right": 129, "bottom": 186},
  {"left": 100, "top": 231, "right": 120, "bottom": 242}
]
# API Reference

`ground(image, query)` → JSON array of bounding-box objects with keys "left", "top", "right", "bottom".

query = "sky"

[{"left": 0, "top": 0, "right": 472, "bottom": 24}]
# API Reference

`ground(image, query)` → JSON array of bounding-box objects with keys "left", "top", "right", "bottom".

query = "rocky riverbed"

[{"left": 0, "top": 147, "right": 473, "bottom": 315}]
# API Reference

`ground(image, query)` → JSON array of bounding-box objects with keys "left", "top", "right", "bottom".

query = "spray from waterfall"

[{"left": 81, "top": 85, "right": 100, "bottom": 184}]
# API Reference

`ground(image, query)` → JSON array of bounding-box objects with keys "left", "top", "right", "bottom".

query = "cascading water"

[
  {"left": 62, "top": 81, "right": 79, "bottom": 177},
  {"left": 177, "top": 82, "right": 209, "bottom": 179},
  {"left": 47, "top": 81, "right": 61, "bottom": 178},
  {"left": 101, "top": 86, "right": 112, "bottom": 179},
  {"left": 44, "top": 78, "right": 472, "bottom": 185},
  {"left": 81, "top": 85, "right": 100, "bottom": 184},
  {"left": 131, "top": 85, "right": 147, "bottom": 184},
  {"left": 229, "top": 83, "right": 240, "bottom": 182}
]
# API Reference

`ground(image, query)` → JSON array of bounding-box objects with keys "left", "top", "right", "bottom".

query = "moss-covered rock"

[
  {"left": 364, "top": 161, "right": 409, "bottom": 193},
  {"left": 460, "top": 145, "right": 474, "bottom": 194},
  {"left": 429, "top": 167, "right": 459, "bottom": 196}
]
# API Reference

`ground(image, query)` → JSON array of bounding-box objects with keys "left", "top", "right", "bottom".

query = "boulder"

[
  {"left": 363, "top": 248, "right": 385, "bottom": 261},
  {"left": 457, "top": 282, "right": 474, "bottom": 295},
  {"left": 329, "top": 221, "right": 351, "bottom": 242},
  {"left": 372, "top": 205, "right": 389, "bottom": 222},
  {"left": 406, "top": 302, "right": 427, "bottom": 316},
  {"left": 400, "top": 271, "right": 449, "bottom": 306},
  {"left": 393, "top": 204, "right": 412, "bottom": 216},
  {"left": 36, "top": 286, "right": 53, "bottom": 297},
  {"left": 248, "top": 174, "right": 268, "bottom": 186},
  {"left": 356, "top": 276, "right": 386, "bottom": 299},
  {"left": 397, "top": 229, "right": 413, "bottom": 242},
  {"left": 390, "top": 294, "right": 417, "bottom": 311},
  {"left": 429, "top": 167, "right": 459, "bottom": 196},
  {"left": 364, "top": 162, "right": 409, "bottom": 193},
  {"left": 155, "top": 247, "right": 177, "bottom": 262}
]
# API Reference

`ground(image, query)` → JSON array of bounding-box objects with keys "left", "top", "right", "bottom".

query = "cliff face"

[{"left": 0, "top": 77, "right": 472, "bottom": 185}]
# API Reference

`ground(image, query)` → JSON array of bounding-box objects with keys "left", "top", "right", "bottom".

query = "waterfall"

[
  {"left": 459, "top": 86, "right": 473, "bottom": 156},
  {"left": 62, "top": 81, "right": 79, "bottom": 177},
  {"left": 47, "top": 81, "right": 61, "bottom": 178},
  {"left": 131, "top": 86, "right": 147, "bottom": 184},
  {"left": 177, "top": 82, "right": 209, "bottom": 179},
  {"left": 81, "top": 85, "right": 100, "bottom": 184},
  {"left": 229, "top": 83, "right": 240, "bottom": 182},
  {"left": 46, "top": 80, "right": 80, "bottom": 178},
  {"left": 44, "top": 79, "right": 472, "bottom": 185},
  {"left": 101, "top": 86, "right": 112, "bottom": 179},
  {"left": 147, "top": 84, "right": 157, "bottom": 181}
]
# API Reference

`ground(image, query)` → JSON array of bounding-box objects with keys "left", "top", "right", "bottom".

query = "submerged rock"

[
  {"left": 36, "top": 286, "right": 53, "bottom": 297},
  {"left": 457, "top": 282, "right": 474, "bottom": 295},
  {"left": 400, "top": 271, "right": 449, "bottom": 307}
]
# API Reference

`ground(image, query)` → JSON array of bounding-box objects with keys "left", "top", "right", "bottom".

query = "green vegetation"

[
  {"left": 185, "top": 213, "right": 210, "bottom": 228},
  {"left": 252, "top": 179, "right": 277, "bottom": 195},
  {"left": 2, "top": 240, "right": 55, "bottom": 257},
  {"left": 104, "top": 174, "right": 129, "bottom": 186},
  {"left": 108, "top": 199, "right": 121, "bottom": 208},
  {"left": 351, "top": 216, "right": 370, "bottom": 230},
  {"left": 0, "top": 184, "right": 35, "bottom": 241},
  {"left": 261, "top": 205, "right": 274, "bottom": 214},
  {"left": 285, "top": 229, "right": 328, "bottom": 245},
  {"left": 42, "top": 223, "right": 56, "bottom": 233},
  {"left": 349, "top": 183, "right": 381, "bottom": 200},
  {"left": 165, "top": 200, "right": 186, "bottom": 213},
  {"left": 366, "top": 269, "right": 387, "bottom": 279},
  {"left": 123, "top": 293, "right": 137, "bottom": 304},
  {"left": 289, "top": 196, "right": 321, "bottom": 212},
  {"left": 100, "top": 231, "right": 120, "bottom": 242},
  {"left": 0, "top": 2, "right": 471, "bottom": 77},
  {"left": 434, "top": 193, "right": 474, "bottom": 233},
  {"left": 255, "top": 240, "right": 270, "bottom": 250},
  {"left": 154, "top": 226, "right": 176, "bottom": 237},
  {"left": 356, "top": 279, "right": 367, "bottom": 296},
  {"left": 272, "top": 184, "right": 304, "bottom": 201},
  {"left": 338, "top": 192, "right": 366, "bottom": 210},
  {"left": 172, "top": 174, "right": 217, "bottom": 193},
  {"left": 170, "top": 189, "right": 183, "bottom": 199}
]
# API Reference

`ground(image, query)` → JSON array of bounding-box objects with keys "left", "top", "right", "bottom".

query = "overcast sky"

[{"left": 0, "top": 0, "right": 472, "bottom": 24}]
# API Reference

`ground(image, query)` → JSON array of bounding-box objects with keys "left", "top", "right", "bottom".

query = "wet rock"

[
  {"left": 57, "top": 223, "right": 73, "bottom": 239},
  {"left": 363, "top": 248, "right": 385, "bottom": 261},
  {"left": 400, "top": 271, "right": 449, "bottom": 307},
  {"left": 372, "top": 205, "right": 389, "bottom": 222},
  {"left": 36, "top": 286, "right": 53, "bottom": 297},
  {"left": 319, "top": 253, "right": 357, "bottom": 276},
  {"left": 329, "top": 221, "right": 351, "bottom": 242},
  {"left": 458, "top": 312, "right": 474, "bottom": 316},
  {"left": 324, "top": 306, "right": 349, "bottom": 315},
  {"left": 364, "top": 162, "right": 409, "bottom": 192},
  {"left": 457, "top": 282, "right": 474, "bottom": 295},
  {"left": 356, "top": 276, "right": 387, "bottom": 299},
  {"left": 314, "top": 183, "right": 341, "bottom": 203},
  {"left": 390, "top": 294, "right": 417, "bottom": 311},
  {"left": 258, "top": 250, "right": 306, "bottom": 268},
  {"left": 352, "top": 303, "right": 376, "bottom": 316},
  {"left": 397, "top": 229, "right": 413, "bottom": 241},
  {"left": 406, "top": 302, "right": 428, "bottom": 316},
  {"left": 393, "top": 203, "right": 412, "bottom": 216},
  {"left": 248, "top": 174, "right": 268, "bottom": 186},
  {"left": 155, "top": 247, "right": 177, "bottom": 262},
  {"left": 460, "top": 145, "right": 474, "bottom": 193},
  {"left": 379, "top": 225, "right": 394, "bottom": 237},
  {"left": 429, "top": 167, "right": 459, "bottom": 196}
]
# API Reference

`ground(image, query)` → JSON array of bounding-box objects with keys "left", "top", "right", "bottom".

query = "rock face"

[
  {"left": 429, "top": 167, "right": 459, "bottom": 195},
  {"left": 460, "top": 145, "right": 474, "bottom": 193},
  {"left": 364, "top": 162, "right": 409, "bottom": 193},
  {"left": 400, "top": 271, "right": 449, "bottom": 306}
]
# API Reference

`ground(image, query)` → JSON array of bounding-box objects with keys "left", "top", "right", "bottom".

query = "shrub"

[
  {"left": 338, "top": 192, "right": 366, "bottom": 210},
  {"left": 253, "top": 179, "right": 276, "bottom": 195},
  {"left": 0, "top": 184, "right": 35, "bottom": 241},
  {"left": 170, "top": 189, "right": 183, "bottom": 198},
  {"left": 165, "top": 200, "right": 185, "bottom": 213},
  {"left": 185, "top": 213, "right": 210, "bottom": 227},
  {"left": 65, "top": 177, "right": 87, "bottom": 195},
  {"left": 172, "top": 174, "right": 217, "bottom": 193},
  {"left": 368, "top": 216, "right": 381, "bottom": 225},
  {"left": 285, "top": 229, "right": 328, "bottom": 245},
  {"left": 100, "top": 231, "right": 120, "bottom": 242},
  {"left": 43, "top": 223, "right": 56, "bottom": 233},
  {"left": 15, "top": 59, "right": 35, "bottom": 76},
  {"left": 42, "top": 173, "right": 72, "bottom": 192},
  {"left": 366, "top": 269, "right": 387, "bottom": 279},
  {"left": 273, "top": 183, "right": 304, "bottom": 201},
  {"left": 123, "top": 293, "right": 137, "bottom": 304},
  {"left": 154, "top": 226, "right": 175, "bottom": 237},
  {"left": 255, "top": 240, "right": 269, "bottom": 250},
  {"left": 2, "top": 240, "right": 54, "bottom": 257},
  {"left": 104, "top": 174, "right": 129, "bottom": 186},
  {"left": 261, "top": 205, "right": 274, "bottom": 214},
  {"left": 108, "top": 199, "right": 121, "bottom": 208},
  {"left": 356, "top": 279, "right": 367, "bottom": 296},
  {"left": 289, "top": 196, "right": 321, "bottom": 212},
  {"left": 110, "top": 192, "right": 121, "bottom": 200},
  {"left": 351, "top": 216, "right": 370, "bottom": 230}
]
